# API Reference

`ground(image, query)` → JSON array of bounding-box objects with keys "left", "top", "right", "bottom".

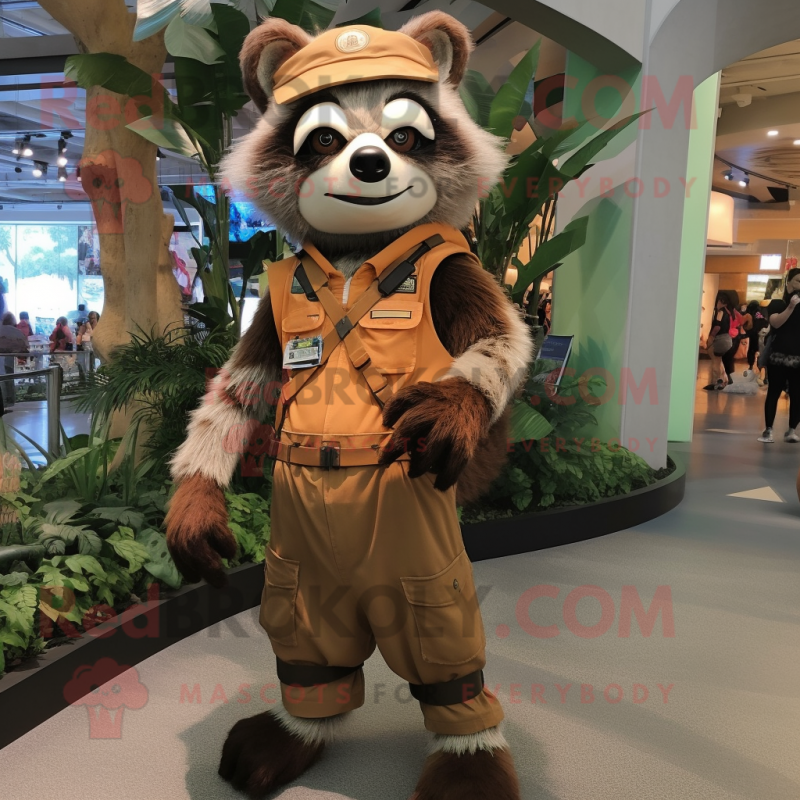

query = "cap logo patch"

[{"left": 336, "top": 29, "right": 370, "bottom": 54}]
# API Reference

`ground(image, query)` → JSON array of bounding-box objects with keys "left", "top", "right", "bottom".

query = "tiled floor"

[{"left": 0, "top": 362, "right": 798, "bottom": 800}]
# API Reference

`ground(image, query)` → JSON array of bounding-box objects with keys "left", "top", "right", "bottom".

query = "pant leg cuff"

[{"left": 280, "top": 669, "right": 365, "bottom": 720}]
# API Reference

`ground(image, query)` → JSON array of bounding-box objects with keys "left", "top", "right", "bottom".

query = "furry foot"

[
  {"left": 218, "top": 710, "right": 325, "bottom": 798},
  {"left": 412, "top": 748, "right": 521, "bottom": 800}
]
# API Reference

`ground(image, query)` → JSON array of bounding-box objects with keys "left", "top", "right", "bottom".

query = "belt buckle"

[{"left": 320, "top": 440, "right": 341, "bottom": 470}]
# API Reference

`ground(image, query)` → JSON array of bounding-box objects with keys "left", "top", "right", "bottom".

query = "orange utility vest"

[{"left": 267, "top": 223, "right": 476, "bottom": 469}]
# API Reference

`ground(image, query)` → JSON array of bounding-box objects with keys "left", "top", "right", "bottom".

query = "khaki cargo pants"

[{"left": 259, "top": 459, "right": 504, "bottom": 736}]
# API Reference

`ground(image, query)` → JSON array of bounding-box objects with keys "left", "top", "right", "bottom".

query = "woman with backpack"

[{"left": 704, "top": 292, "right": 733, "bottom": 389}]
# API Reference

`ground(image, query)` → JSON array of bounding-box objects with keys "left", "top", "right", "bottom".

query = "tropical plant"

[
  {"left": 459, "top": 43, "right": 647, "bottom": 305},
  {"left": 462, "top": 360, "right": 660, "bottom": 521},
  {"left": 72, "top": 325, "right": 239, "bottom": 471}
]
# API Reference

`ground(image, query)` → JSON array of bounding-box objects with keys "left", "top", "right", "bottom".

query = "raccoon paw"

[
  {"left": 380, "top": 378, "right": 491, "bottom": 490},
  {"left": 218, "top": 710, "right": 326, "bottom": 798},
  {"left": 412, "top": 747, "right": 521, "bottom": 800}
]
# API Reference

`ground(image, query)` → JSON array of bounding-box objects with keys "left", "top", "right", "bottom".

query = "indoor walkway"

[{"left": 0, "top": 372, "right": 798, "bottom": 800}]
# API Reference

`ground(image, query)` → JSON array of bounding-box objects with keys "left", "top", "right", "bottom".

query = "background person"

[
  {"left": 744, "top": 300, "right": 768, "bottom": 381},
  {"left": 758, "top": 268, "right": 800, "bottom": 443},
  {"left": 16, "top": 312, "right": 32, "bottom": 338},
  {"left": 49, "top": 316, "right": 75, "bottom": 354},
  {"left": 722, "top": 296, "right": 744, "bottom": 383},
  {"left": 76, "top": 311, "right": 99, "bottom": 352},
  {"left": 704, "top": 292, "right": 733, "bottom": 389},
  {"left": 0, "top": 312, "right": 29, "bottom": 409}
]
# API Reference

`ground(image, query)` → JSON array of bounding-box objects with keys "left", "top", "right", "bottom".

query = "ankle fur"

[
  {"left": 270, "top": 703, "right": 348, "bottom": 747},
  {"left": 428, "top": 724, "right": 509, "bottom": 756}
]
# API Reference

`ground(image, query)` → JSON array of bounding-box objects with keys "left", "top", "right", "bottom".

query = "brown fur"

[
  {"left": 218, "top": 711, "right": 324, "bottom": 798},
  {"left": 456, "top": 408, "right": 511, "bottom": 507},
  {"left": 380, "top": 377, "right": 491, "bottom": 490},
  {"left": 430, "top": 253, "right": 510, "bottom": 357},
  {"left": 399, "top": 11, "right": 474, "bottom": 86},
  {"left": 240, "top": 19, "right": 312, "bottom": 113},
  {"left": 165, "top": 474, "right": 236, "bottom": 589},
  {"left": 430, "top": 253, "right": 519, "bottom": 503},
  {"left": 413, "top": 748, "right": 521, "bottom": 800}
]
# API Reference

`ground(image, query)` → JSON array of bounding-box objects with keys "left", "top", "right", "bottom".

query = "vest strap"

[{"left": 280, "top": 235, "right": 445, "bottom": 414}]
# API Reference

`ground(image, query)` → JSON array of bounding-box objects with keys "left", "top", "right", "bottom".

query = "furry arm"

[
  {"left": 165, "top": 292, "right": 283, "bottom": 588},
  {"left": 380, "top": 252, "right": 533, "bottom": 490}
]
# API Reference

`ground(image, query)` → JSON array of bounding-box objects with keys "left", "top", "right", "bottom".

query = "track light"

[
  {"left": 76, "top": 166, "right": 82, "bottom": 182},
  {"left": 22, "top": 135, "right": 33, "bottom": 158},
  {"left": 32, "top": 162, "right": 47, "bottom": 178},
  {"left": 58, "top": 137, "right": 68, "bottom": 153},
  {"left": 57, "top": 154, "right": 68, "bottom": 167},
  {"left": 12, "top": 139, "right": 21, "bottom": 156},
  {"left": 156, "top": 149, "right": 164, "bottom": 161},
  {"left": 58, "top": 167, "right": 67, "bottom": 182},
  {"left": 767, "top": 130, "right": 779, "bottom": 137},
  {"left": 723, "top": 169, "right": 734, "bottom": 181},
  {"left": 739, "top": 175, "right": 750, "bottom": 187}
]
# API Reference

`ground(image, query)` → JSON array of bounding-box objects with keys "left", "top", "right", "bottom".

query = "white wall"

[{"left": 649, "top": 0, "right": 682, "bottom": 41}]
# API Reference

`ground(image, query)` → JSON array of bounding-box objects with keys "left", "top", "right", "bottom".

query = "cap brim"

[{"left": 274, "top": 56, "right": 439, "bottom": 105}]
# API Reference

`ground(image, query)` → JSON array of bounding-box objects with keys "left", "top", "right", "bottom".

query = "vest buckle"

[{"left": 320, "top": 441, "right": 341, "bottom": 469}]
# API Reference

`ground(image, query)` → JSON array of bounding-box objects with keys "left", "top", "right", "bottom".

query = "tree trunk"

[{"left": 39, "top": 0, "right": 183, "bottom": 374}]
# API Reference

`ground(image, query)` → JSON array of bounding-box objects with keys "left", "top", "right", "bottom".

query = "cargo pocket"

[
  {"left": 358, "top": 299, "right": 422, "bottom": 374},
  {"left": 259, "top": 547, "right": 300, "bottom": 647},
  {"left": 401, "top": 550, "right": 485, "bottom": 666}
]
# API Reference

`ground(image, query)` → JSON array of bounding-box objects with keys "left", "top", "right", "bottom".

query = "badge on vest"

[
  {"left": 283, "top": 336, "right": 323, "bottom": 369},
  {"left": 395, "top": 275, "right": 417, "bottom": 294}
]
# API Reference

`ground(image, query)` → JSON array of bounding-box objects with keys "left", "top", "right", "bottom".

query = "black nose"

[{"left": 349, "top": 146, "right": 390, "bottom": 183}]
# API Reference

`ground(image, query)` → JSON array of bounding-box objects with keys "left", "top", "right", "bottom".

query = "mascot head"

[{"left": 222, "top": 11, "right": 507, "bottom": 256}]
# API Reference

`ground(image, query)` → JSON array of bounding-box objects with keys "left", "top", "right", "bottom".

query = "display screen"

[{"left": 194, "top": 186, "right": 274, "bottom": 242}]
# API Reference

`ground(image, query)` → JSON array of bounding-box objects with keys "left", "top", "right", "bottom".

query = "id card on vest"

[{"left": 283, "top": 336, "right": 323, "bottom": 369}]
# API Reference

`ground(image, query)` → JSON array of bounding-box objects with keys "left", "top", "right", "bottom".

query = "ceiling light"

[
  {"left": 794, "top": 139, "right": 800, "bottom": 146},
  {"left": 58, "top": 167, "right": 67, "bottom": 182},
  {"left": 32, "top": 163, "right": 43, "bottom": 178},
  {"left": 58, "top": 137, "right": 67, "bottom": 154},
  {"left": 76, "top": 166, "right": 82, "bottom": 182},
  {"left": 57, "top": 155, "right": 68, "bottom": 167},
  {"left": 767, "top": 130, "right": 779, "bottom": 136},
  {"left": 14, "top": 166, "right": 22, "bottom": 174},
  {"left": 739, "top": 175, "right": 750, "bottom": 187},
  {"left": 12, "top": 139, "right": 21, "bottom": 156},
  {"left": 156, "top": 149, "right": 165, "bottom": 161},
  {"left": 22, "top": 135, "right": 33, "bottom": 158},
  {"left": 723, "top": 169, "right": 734, "bottom": 181}
]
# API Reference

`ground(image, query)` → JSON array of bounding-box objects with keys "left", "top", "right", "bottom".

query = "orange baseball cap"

[{"left": 272, "top": 25, "right": 439, "bottom": 105}]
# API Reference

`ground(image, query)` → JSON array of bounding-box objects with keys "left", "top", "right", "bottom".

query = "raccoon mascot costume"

[{"left": 166, "top": 11, "right": 532, "bottom": 799}]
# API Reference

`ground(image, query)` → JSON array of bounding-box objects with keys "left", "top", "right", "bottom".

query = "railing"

[{"left": 0, "top": 365, "right": 63, "bottom": 457}]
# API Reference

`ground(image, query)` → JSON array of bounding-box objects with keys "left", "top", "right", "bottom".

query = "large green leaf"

[
  {"left": 560, "top": 110, "right": 650, "bottom": 178},
  {"left": 38, "top": 448, "right": 95, "bottom": 485},
  {"left": 512, "top": 216, "right": 589, "bottom": 302},
  {"left": 509, "top": 401, "right": 554, "bottom": 443},
  {"left": 459, "top": 69, "right": 495, "bottom": 128},
  {"left": 336, "top": 8, "right": 382, "bottom": 28},
  {"left": 64, "top": 53, "right": 180, "bottom": 122},
  {"left": 126, "top": 115, "right": 202, "bottom": 158},
  {"left": 137, "top": 528, "right": 183, "bottom": 589},
  {"left": 165, "top": 13, "right": 226, "bottom": 64},
  {"left": 268, "top": 0, "right": 336, "bottom": 32},
  {"left": 488, "top": 40, "right": 540, "bottom": 140}
]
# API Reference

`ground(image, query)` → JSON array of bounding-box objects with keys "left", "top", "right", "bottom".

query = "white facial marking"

[
  {"left": 298, "top": 131, "right": 437, "bottom": 235},
  {"left": 381, "top": 98, "right": 435, "bottom": 141},
  {"left": 293, "top": 103, "right": 350, "bottom": 155}
]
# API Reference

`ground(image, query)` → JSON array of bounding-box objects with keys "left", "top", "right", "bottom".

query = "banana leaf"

[
  {"left": 488, "top": 40, "right": 540, "bottom": 140},
  {"left": 164, "top": 13, "right": 226, "bottom": 64},
  {"left": 512, "top": 216, "right": 589, "bottom": 302},
  {"left": 509, "top": 402, "right": 554, "bottom": 443}
]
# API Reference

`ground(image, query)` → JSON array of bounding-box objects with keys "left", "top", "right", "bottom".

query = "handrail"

[{"left": 0, "top": 365, "right": 62, "bottom": 457}]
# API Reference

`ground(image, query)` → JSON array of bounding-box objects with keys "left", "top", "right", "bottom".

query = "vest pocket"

[
  {"left": 358, "top": 300, "right": 423, "bottom": 374},
  {"left": 260, "top": 547, "right": 300, "bottom": 647},
  {"left": 281, "top": 307, "right": 326, "bottom": 350},
  {"left": 400, "top": 550, "right": 485, "bottom": 666}
]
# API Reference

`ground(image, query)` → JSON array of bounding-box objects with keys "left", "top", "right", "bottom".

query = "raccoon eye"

[
  {"left": 386, "top": 127, "right": 418, "bottom": 153},
  {"left": 309, "top": 128, "right": 345, "bottom": 155}
]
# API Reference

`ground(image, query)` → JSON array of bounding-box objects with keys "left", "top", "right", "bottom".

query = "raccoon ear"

[
  {"left": 240, "top": 19, "right": 312, "bottom": 114},
  {"left": 399, "top": 11, "right": 473, "bottom": 87}
]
